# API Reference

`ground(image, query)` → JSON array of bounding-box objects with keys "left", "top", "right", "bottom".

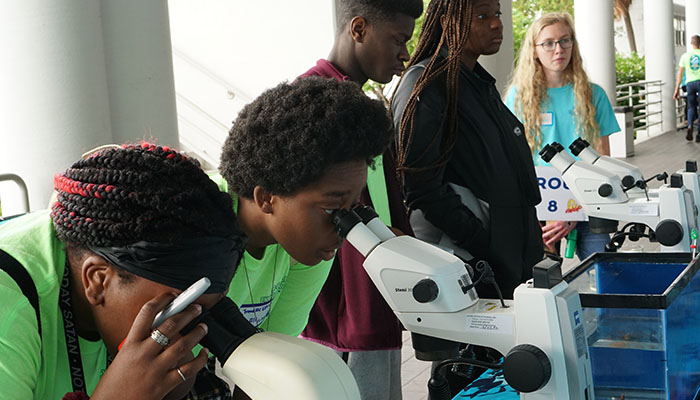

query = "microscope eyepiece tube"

[
  {"left": 331, "top": 209, "right": 381, "bottom": 257},
  {"left": 541, "top": 142, "right": 576, "bottom": 174},
  {"left": 353, "top": 204, "right": 396, "bottom": 241},
  {"left": 332, "top": 209, "right": 363, "bottom": 238},
  {"left": 539, "top": 144, "right": 558, "bottom": 163},
  {"left": 568, "top": 138, "right": 590, "bottom": 156},
  {"left": 569, "top": 138, "right": 599, "bottom": 163}
]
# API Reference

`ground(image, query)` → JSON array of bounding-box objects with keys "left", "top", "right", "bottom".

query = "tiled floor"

[{"left": 399, "top": 128, "right": 700, "bottom": 399}]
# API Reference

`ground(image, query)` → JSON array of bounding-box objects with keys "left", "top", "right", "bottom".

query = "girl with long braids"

[
  {"left": 0, "top": 143, "right": 247, "bottom": 399},
  {"left": 391, "top": 0, "right": 544, "bottom": 302},
  {"left": 504, "top": 12, "right": 620, "bottom": 259}
]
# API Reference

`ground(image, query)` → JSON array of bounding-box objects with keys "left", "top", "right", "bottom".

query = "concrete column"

[
  {"left": 100, "top": 0, "right": 179, "bottom": 146},
  {"left": 574, "top": 0, "right": 616, "bottom": 105},
  {"left": 686, "top": 0, "right": 700, "bottom": 51},
  {"left": 643, "top": 0, "right": 676, "bottom": 135},
  {"left": 0, "top": 0, "right": 113, "bottom": 211},
  {"left": 480, "top": 0, "right": 514, "bottom": 94}
]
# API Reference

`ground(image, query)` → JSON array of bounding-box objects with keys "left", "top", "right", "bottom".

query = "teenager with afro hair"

[
  {"left": 0, "top": 143, "right": 247, "bottom": 399},
  {"left": 215, "top": 77, "right": 392, "bottom": 349},
  {"left": 298, "top": 1, "right": 423, "bottom": 398}
]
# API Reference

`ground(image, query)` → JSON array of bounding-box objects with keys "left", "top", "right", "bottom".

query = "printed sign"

[{"left": 535, "top": 166, "right": 587, "bottom": 221}]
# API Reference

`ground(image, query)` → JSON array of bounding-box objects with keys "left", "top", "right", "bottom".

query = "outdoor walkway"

[{"left": 399, "top": 129, "right": 700, "bottom": 400}]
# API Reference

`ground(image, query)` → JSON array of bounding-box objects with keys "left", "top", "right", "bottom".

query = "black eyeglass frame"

[{"left": 536, "top": 37, "right": 574, "bottom": 51}]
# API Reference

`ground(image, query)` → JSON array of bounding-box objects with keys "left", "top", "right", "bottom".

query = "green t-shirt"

[
  {"left": 210, "top": 173, "right": 333, "bottom": 336},
  {"left": 680, "top": 49, "right": 700, "bottom": 84},
  {"left": 0, "top": 211, "right": 109, "bottom": 399}
]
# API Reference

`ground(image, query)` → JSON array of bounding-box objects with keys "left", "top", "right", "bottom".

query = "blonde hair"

[{"left": 506, "top": 12, "right": 599, "bottom": 154}]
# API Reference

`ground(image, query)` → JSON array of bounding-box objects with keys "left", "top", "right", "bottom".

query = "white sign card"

[{"left": 535, "top": 166, "right": 587, "bottom": 221}]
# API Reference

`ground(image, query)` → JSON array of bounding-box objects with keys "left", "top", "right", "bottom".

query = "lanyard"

[{"left": 59, "top": 265, "right": 88, "bottom": 392}]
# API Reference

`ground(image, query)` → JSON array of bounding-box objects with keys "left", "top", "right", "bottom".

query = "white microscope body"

[
  {"left": 540, "top": 142, "right": 698, "bottom": 252},
  {"left": 335, "top": 207, "right": 594, "bottom": 399},
  {"left": 569, "top": 138, "right": 646, "bottom": 196}
]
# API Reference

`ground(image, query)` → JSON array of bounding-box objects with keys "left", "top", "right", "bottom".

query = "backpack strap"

[{"left": 0, "top": 249, "right": 42, "bottom": 338}]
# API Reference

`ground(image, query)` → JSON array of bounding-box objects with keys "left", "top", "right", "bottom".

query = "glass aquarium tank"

[{"left": 564, "top": 253, "right": 700, "bottom": 400}]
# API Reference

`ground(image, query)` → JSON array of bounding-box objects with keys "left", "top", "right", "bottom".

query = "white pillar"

[
  {"left": 100, "top": 0, "right": 179, "bottom": 146},
  {"left": 480, "top": 0, "right": 514, "bottom": 94},
  {"left": 643, "top": 0, "right": 676, "bottom": 135},
  {"left": 0, "top": 1, "right": 113, "bottom": 212},
  {"left": 0, "top": 0, "right": 181, "bottom": 212},
  {"left": 686, "top": 0, "right": 700, "bottom": 51},
  {"left": 574, "top": 0, "right": 616, "bottom": 105}
]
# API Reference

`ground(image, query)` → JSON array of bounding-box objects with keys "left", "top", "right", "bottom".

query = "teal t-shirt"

[
  {"left": 209, "top": 173, "right": 333, "bottom": 336},
  {"left": 679, "top": 49, "right": 700, "bottom": 84},
  {"left": 0, "top": 211, "right": 108, "bottom": 399},
  {"left": 505, "top": 83, "right": 620, "bottom": 166}
]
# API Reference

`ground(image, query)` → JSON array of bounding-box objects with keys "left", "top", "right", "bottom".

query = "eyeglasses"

[{"left": 536, "top": 37, "right": 573, "bottom": 51}]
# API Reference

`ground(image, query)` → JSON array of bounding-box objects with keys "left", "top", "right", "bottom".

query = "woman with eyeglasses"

[{"left": 504, "top": 12, "right": 620, "bottom": 259}]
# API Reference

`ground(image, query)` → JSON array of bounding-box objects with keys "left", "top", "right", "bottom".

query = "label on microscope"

[
  {"left": 628, "top": 202, "right": 658, "bottom": 216},
  {"left": 465, "top": 314, "right": 514, "bottom": 335}
]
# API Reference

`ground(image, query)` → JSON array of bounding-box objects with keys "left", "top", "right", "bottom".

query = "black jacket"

[{"left": 391, "top": 58, "right": 544, "bottom": 299}]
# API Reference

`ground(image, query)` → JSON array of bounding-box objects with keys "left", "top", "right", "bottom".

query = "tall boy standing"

[{"left": 299, "top": 1, "right": 423, "bottom": 399}]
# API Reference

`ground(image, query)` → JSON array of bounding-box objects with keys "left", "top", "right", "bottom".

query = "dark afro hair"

[
  {"left": 337, "top": 0, "right": 423, "bottom": 28},
  {"left": 220, "top": 77, "right": 393, "bottom": 199},
  {"left": 51, "top": 142, "right": 241, "bottom": 247}
]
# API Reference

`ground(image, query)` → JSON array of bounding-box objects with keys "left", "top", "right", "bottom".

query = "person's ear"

[
  {"left": 81, "top": 255, "right": 115, "bottom": 306},
  {"left": 252, "top": 186, "right": 274, "bottom": 214},
  {"left": 349, "top": 16, "right": 368, "bottom": 43}
]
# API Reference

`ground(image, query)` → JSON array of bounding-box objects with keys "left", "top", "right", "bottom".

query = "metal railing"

[
  {"left": 615, "top": 80, "right": 664, "bottom": 136},
  {"left": 0, "top": 173, "right": 30, "bottom": 220}
]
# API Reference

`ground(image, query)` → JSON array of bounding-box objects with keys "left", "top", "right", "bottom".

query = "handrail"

[
  {"left": 616, "top": 80, "right": 662, "bottom": 90},
  {"left": 0, "top": 174, "right": 30, "bottom": 213},
  {"left": 615, "top": 80, "right": 668, "bottom": 137}
]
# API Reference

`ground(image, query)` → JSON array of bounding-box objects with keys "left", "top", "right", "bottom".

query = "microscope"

[
  {"left": 540, "top": 141, "right": 698, "bottom": 252},
  {"left": 193, "top": 204, "right": 594, "bottom": 399},
  {"left": 332, "top": 205, "right": 594, "bottom": 399}
]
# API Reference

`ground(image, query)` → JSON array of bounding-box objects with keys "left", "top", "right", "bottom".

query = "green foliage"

[
  {"left": 615, "top": 52, "right": 645, "bottom": 133},
  {"left": 615, "top": 52, "right": 645, "bottom": 85},
  {"left": 512, "top": 0, "right": 574, "bottom": 57}
]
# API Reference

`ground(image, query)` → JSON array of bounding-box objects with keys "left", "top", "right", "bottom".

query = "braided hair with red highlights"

[{"left": 51, "top": 142, "right": 238, "bottom": 248}]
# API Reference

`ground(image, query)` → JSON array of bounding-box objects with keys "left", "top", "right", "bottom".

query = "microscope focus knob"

[
  {"left": 503, "top": 344, "right": 551, "bottom": 393},
  {"left": 598, "top": 183, "right": 613, "bottom": 197},
  {"left": 656, "top": 219, "right": 684, "bottom": 247},
  {"left": 621, "top": 175, "right": 636, "bottom": 189},
  {"left": 412, "top": 279, "right": 439, "bottom": 303}
]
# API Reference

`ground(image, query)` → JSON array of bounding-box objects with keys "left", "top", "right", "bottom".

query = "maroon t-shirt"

[{"left": 299, "top": 59, "right": 412, "bottom": 350}]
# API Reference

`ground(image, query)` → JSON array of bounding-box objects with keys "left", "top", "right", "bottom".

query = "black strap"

[
  {"left": 0, "top": 249, "right": 42, "bottom": 338},
  {"left": 59, "top": 264, "right": 87, "bottom": 393}
]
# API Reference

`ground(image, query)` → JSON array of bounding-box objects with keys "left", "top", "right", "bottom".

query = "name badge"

[{"left": 540, "top": 112, "right": 553, "bottom": 126}]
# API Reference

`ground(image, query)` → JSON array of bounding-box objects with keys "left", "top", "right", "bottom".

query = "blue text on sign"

[{"left": 537, "top": 177, "right": 570, "bottom": 191}]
